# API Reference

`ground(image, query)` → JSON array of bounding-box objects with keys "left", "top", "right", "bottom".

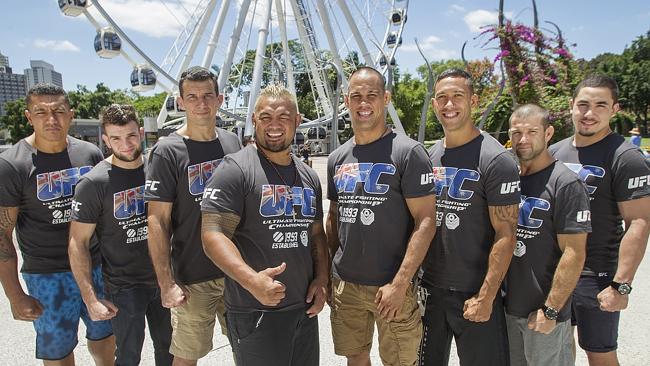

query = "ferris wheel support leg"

[
  {"left": 201, "top": 0, "right": 231, "bottom": 69},
  {"left": 217, "top": 0, "right": 252, "bottom": 94},
  {"left": 244, "top": 0, "right": 273, "bottom": 137},
  {"left": 156, "top": 101, "right": 170, "bottom": 130},
  {"left": 315, "top": 0, "right": 348, "bottom": 90},
  {"left": 335, "top": 0, "right": 373, "bottom": 66},
  {"left": 275, "top": 0, "right": 295, "bottom": 94},
  {"left": 175, "top": 0, "right": 217, "bottom": 80},
  {"left": 387, "top": 103, "right": 406, "bottom": 135}
]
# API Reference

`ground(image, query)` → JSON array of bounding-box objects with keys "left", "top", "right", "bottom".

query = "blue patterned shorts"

[{"left": 22, "top": 266, "right": 113, "bottom": 360}]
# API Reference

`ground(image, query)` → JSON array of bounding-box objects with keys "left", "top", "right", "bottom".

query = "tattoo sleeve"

[
  {"left": 0, "top": 207, "right": 18, "bottom": 262},
  {"left": 493, "top": 204, "right": 519, "bottom": 231},
  {"left": 201, "top": 212, "right": 241, "bottom": 239}
]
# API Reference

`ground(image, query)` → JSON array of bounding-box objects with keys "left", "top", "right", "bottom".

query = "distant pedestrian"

[{"left": 630, "top": 127, "right": 641, "bottom": 148}]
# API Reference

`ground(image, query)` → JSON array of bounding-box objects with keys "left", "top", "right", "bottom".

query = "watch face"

[
  {"left": 618, "top": 283, "right": 632, "bottom": 295},
  {"left": 544, "top": 306, "right": 559, "bottom": 320}
]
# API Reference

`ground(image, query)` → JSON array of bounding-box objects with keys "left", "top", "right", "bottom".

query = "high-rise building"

[
  {"left": 0, "top": 51, "right": 26, "bottom": 116},
  {"left": 25, "top": 60, "right": 63, "bottom": 89}
]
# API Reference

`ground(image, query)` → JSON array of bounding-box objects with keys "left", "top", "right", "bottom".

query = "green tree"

[
  {"left": 132, "top": 92, "right": 167, "bottom": 119},
  {"left": 0, "top": 98, "right": 32, "bottom": 143},
  {"left": 68, "top": 83, "right": 133, "bottom": 119}
]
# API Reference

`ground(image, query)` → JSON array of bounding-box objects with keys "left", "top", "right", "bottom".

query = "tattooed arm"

[
  {"left": 0, "top": 206, "right": 43, "bottom": 321},
  {"left": 202, "top": 212, "right": 286, "bottom": 306},
  {"left": 463, "top": 203, "right": 518, "bottom": 322}
]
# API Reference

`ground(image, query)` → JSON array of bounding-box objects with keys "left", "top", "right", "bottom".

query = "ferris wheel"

[{"left": 58, "top": 0, "right": 409, "bottom": 146}]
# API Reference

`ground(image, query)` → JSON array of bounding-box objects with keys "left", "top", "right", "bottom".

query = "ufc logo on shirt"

[
  {"left": 145, "top": 180, "right": 160, "bottom": 191},
  {"left": 628, "top": 175, "right": 650, "bottom": 189},
  {"left": 421, "top": 172, "right": 435, "bottom": 185},
  {"left": 576, "top": 210, "right": 591, "bottom": 223},
  {"left": 500, "top": 181, "right": 520, "bottom": 194},
  {"left": 71, "top": 200, "right": 83, "bottom": 212},
  {"left": 203, "top": 187, "right": 221, "bottom": 200}
]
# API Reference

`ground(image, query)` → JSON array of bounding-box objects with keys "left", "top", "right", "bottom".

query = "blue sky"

[{"left": 1, "top": 0, "right": 649, "bottom": 94}]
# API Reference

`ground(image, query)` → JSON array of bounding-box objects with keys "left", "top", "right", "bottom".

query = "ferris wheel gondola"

[
  {"left": 165, "top": 93, "right": 185, "bottom": 117},
  {"left": 58, "top": 0, "right": 87, "bottom": 17},
  {"left": 130, "top": 65, "right": 156, "bottom": 92},
  {"left": 94, "top": 27, "right": 121, "bottom": 58}
]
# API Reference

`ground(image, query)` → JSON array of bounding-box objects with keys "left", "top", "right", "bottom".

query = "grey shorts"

[{"left": 506, "top": 312, "right": 573, "bottom": 366}]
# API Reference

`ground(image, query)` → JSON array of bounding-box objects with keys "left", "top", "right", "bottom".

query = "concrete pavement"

[{"left": 1, "top": 156, "right": 649, "bottom": 365}]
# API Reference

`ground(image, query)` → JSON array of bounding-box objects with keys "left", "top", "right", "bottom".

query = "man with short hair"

[
  {"left": 145, "top": 66, "right": 241, "bottom": 365},
  {"left": 327, "top": 66, "right": 437, "bottom": 366},
  {"left": 549, "top": 74, "right": 650, "bottom": 366},
  {"left": 0, "top": 83, "right": 115, "bottom": 365},
  {"left": 420, "top": 68, "right": 520, "bottom": 366},
  {"left": 69, "top": 104, "right": 173, "bottom": 366},
  {"left": 505, "top": 104, "right": 591, "bottom": 366},
  {"left": 201, "top": 84, "right": 328, "bottom": 365}
]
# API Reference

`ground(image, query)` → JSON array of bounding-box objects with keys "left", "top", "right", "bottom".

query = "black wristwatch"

[
  {"left": 542, "top": 305, "right": 559, "bottom": 321},
  {"left": 610, "top": 281, "right": 632, "bottom": 295}
]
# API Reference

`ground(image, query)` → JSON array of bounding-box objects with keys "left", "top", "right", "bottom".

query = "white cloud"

[
  {"left": 84, "top": 0, "right": 201, "bottom": 38},
  {"left": 426, "top": 48, "right": 457, "bottom": 61},
  {"left": 401, "top": 35, "right": 443, "bottom": 52},
  {"left": 400, "top": 35, "right": 455, "bottom": 61},
  {"left": 33, "top": 39, "right": 81, "bottom": 52},
  {"left": 463, "top": 9, "right": 513, "bottom": 33},
  {"left": 446, "top": 4, "right": 466, "bottom": 15}
]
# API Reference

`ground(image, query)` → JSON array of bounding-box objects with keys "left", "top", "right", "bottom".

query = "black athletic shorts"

[
  {"left": 419, "top": 286, "right": 509, "bottom": 366},
  {"left": 226, "top": 307, "right": 319, "bottom": 366},
  {"left": 572, "top": 274, "right": 620, "bottom": 353}
]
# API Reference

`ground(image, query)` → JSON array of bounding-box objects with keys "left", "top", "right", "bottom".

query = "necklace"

[{"left": 257, "top": 147, "right": 299, "bottom": 219}]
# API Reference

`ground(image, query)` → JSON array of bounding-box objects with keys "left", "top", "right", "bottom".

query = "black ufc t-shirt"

[
  {"left": 549, "top": 133, "right": 650, "bottom": 274},
  {"left": 0, "top": 137, "right": 103, "bottom": 273},
  {"left": 423, "top": 131, "right": 521, "bottom": 293},
  {"left": 201, "top": 146, "right": 323, "bottom": 312},
  {"left": 327, "top": 132, "right": 435, "bottom": 286},
  {"left": 72, "top": 160, "right": 156, "bottom": 293},
  {"left": 145, "top": 129, "right": 241, "bottom": 285},
  {"left": 505, "top": 161, "right": 591, "bottom": 321}
]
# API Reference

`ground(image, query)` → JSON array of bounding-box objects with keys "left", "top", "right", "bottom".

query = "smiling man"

[
  {"left": 200, "top": 84, "right": 328, "bottom": 365},
  {"left": 69, "top": 104, "right": 173, "bottom": 366},
  {"left": 327, "top": 67, "right": 437, "bottom": 366},
  {"left": 0, "top": 84, "right": 114, "bottom": 365},
  {"left": 420, "top": 68, "right": 520, "bottom": 366},
  {"left": 145, "top": 66, "right": 241, "bottom": 365},
  {"left": 505, "top": 104, "right": 590, "bottom": 366},
  {"left": 549, "top": 74, "right": 650, "bottom": 366}
]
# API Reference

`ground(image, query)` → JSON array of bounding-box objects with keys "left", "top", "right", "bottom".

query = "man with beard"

[
  {"left": 0, "top": 84, "right": 114, "bottom": 365},
  {"left": 327, "top": 67, "right": 437, "bottom": 366},
  {"left": 549, "top": 75, "right": 650, "bottom": 366},
  {"left": 420, "top": 68, "right": 520, "bottom": 366},
  {"left": 200, "top": 84, "right": 328, "bottom": 365},
  {"left": 145, "top": 66, "right": 241, "bottom": 365},
  {"left": 69, "top": 104, "right": 173, "bottom": 366},
  {"left": 505, "top": 104, "right": 590, "bottom": 366}
]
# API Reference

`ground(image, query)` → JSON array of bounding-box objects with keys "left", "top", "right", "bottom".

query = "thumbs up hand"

[{"left": 248, "top": 262, "right": 287, "bottom": 306}]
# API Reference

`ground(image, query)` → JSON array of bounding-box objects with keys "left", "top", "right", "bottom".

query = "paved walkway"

[{"left": 1, "top": 156, "right": 648, "bottom": 364}]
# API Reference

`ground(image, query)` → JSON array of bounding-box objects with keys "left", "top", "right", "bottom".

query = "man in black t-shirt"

[
  {"left": 505, "top": 104, "right": 591, "bottom": 366},
  {"left": 201, "top": 84, "right": 329, "bottom": 366},
  {"left": 69, "top": 104, "right": 173, "bottom": 366},
  {"left": 327, "top": 67, "right": 437, "bottom": 366},
  {"left": 0, "top": 84, "right": 115, "bottom": 364},
  {"left": 420, "top": 69, "right": 520, "bottom": 366},
  {"left": 145, "top": 66, "right": 241, "bottom": 364},
  {"left": 549, "top": 75, "right": 650, "bottom": 366}
]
